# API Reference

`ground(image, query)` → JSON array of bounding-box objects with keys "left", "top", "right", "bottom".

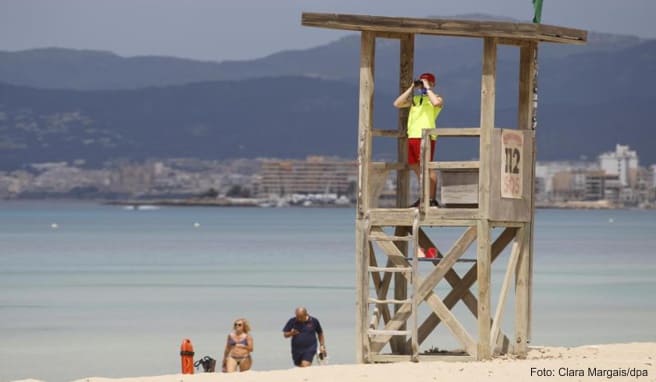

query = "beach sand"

[{"left": 58, "top": 343, "right": 655, "bottom": 382}]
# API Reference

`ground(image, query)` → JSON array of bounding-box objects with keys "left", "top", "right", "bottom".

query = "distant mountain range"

[{"left": 0, "top": 18, "right": 654, "bottom": 169}]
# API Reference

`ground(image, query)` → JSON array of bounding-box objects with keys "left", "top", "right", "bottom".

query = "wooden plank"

[
  {"left": 357, "top": 31, "right": 375, "bottom": 216},
  {"left": 397, "top": 34, "right": 413, "bottom": 210},
  {"left": 518, "top": 42, "right": 538, "bottom": 347},
  {"left": 369, "top": 231, "right": 412, "bottom": 242},
  {"left": 476, "top": 219, "right": 492, "bottom": 360},
  {"left": 515, "top": 224, "right": 531, "bottom": 357},
  {"left": 441, "top": 170, "right": 479, "bottom": 205},
  {"left": 410, "top": 214, "right": 420, "bottom": 360},
  {"left": 526, "top": 42, "right": 539, "bottom": 344},
  {"left": 392, "top": 228, "right": 410, "bottom": 354},
  {"left": 368, "top": 266, "right": 412, "bottom": 272},
  {"left": 478, "top": 37, "right": 497, "bottom": 220},
  {"left": 355, "top": 218, "right": 368, "bottom": 362},
  {"left": 368, "top": 329, "right": 410, "bottom": 336},
  {"left": 415, "top": 228, "right": 517, "bottom": 344},
  {"left": 301, "top": 13, "right": 587, "bottom": 45},
  {"left": 420, "top": 217, "right": 479, "bottom": 227},
  {"left": 490, "top": 235, "right": 522, "bottom": 354},
  {"left": 538, "top": 24, "right": 588, "bottom": 43},
  {"left": 517, "top": 43, "right": 536, "bottom": 131},
  {"left": 491, "top": 221, "right": 525, "bottom": 228},
  {"left": 429, "top": 161, "right": 480, "bottom": 170},
  {"left": 377, "top": 127, "right": 482, "bottom": 137},
  {"left": 435, "top": 127, "right": 481, "bottom": 136},
  {"left": 367, "top": 208, "right": 480, "bottom": 226}
]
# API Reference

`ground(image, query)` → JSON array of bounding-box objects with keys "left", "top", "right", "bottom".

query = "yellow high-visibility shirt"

[{"left": 407, "top": 95, "right": 442, "bottom": 140}]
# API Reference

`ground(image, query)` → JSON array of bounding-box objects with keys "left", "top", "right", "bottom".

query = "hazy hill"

[
  {"left": 0, "top": 31, "right": 644, "bottom": 91},
  {"left": 0, "top": 17, "right": 654, "bottom": 169},
  {"left": 1, "top": 46, "right": 654, "bottom": 170}
]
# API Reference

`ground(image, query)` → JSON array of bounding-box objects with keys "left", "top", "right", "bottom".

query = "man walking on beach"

[{"left": 282, "top": 307, "right": 326, "bottom": 367}]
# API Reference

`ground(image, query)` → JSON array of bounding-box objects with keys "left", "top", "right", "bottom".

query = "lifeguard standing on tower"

[{"left": 393, "top": 72, "right": 444, "bottom": 207}]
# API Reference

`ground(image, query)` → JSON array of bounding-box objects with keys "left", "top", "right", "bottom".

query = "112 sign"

[{"left": 501, "top": 130, "right": 523, "bottom": 199}]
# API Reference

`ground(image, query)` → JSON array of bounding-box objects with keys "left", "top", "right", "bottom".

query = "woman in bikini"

[{"left": 222, "top": 318, "right": 254, "bottom": 372}]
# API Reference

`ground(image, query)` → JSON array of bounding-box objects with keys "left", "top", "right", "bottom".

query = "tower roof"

[{"left": 302, "top": 13, "right": 587, "bottom": 45}]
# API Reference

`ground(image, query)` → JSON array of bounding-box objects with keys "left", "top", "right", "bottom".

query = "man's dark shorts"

[{"left": 292, "top": 348, "right": 316, "bottom": 366}]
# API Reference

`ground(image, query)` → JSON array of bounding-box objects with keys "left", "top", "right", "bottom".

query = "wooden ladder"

[{"left": 364, "top": 211, "right": 421, "bottom": 361}]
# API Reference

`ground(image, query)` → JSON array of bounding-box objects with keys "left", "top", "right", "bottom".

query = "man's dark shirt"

[{"left": 283, "top": 316, "right": 323, "bottom": 352}]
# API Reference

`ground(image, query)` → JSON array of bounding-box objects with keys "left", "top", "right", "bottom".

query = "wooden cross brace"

[{"left": 368, "top": 226, "right": 518, "bottom": 357}]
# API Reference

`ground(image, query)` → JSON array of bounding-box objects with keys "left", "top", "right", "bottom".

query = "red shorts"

[{"left": 408, "top": 138, "right": 435, "bottom": 165}]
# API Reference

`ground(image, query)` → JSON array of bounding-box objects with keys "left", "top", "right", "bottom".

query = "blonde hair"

[{"left": 233, "top": 318, "right": 251, "bottom": 334}]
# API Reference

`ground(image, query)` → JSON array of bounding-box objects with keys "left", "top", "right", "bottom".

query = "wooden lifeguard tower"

[{"left": 302, "top": 13, "right": 586, "bottom": 362}]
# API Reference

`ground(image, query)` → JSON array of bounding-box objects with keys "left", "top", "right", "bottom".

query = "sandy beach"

[{"left": 48, "top": 343, "right": 653, "bottom": 382}]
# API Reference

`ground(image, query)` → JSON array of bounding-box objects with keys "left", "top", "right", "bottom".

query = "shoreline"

[
  {"left": 26, "top": 342, "right": 651, "bottom": 382},
  {"left": 1, "top": 197, "right": 655, "bottom": 210}
]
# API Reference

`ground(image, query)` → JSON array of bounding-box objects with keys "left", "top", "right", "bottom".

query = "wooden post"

[
  {"left": 515, "top": 41, "right": 538, "bottom": 357},
  {"left": 476, "top": 37, "right": 497, "bottom": 361},
  {"left": 397, "top": 33, "right": 414, "bottom": 209},
  {"left": 490, "top": 229, "right": 522, "bottom": 354},
  {"left": 355, "top": 31, "right": 376, "bottom": 363},
  {"left": 355, "top": 218, "right": 368, "bottom": 363},
  {"left": 479, "top": 37, "right": 497, "bottom": 220},
  {"left": 476, "top": 219, "right": 492, "bottom": 360},
  {"left": 391, "top": 33, "right": 413, "bottom": 354},
  {"left": 356, "top": 31, "right": 376, "bottom": 217}
]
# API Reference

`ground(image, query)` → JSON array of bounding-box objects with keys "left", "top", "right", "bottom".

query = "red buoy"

[{"left": 180, "top": 338, "right": 195, "bottom": 374}]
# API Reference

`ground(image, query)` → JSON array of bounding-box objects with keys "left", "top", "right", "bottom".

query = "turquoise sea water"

[{"left": 1, "top": 201, "right": 655, "bottom": 381}]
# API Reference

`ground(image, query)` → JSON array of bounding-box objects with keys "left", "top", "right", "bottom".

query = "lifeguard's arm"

[
  {"left": 393, "top": 84, "right": 414, "bottom": 108},
  {"left": 426, "top": 88, "right": 443, "bottom": 107},
  {"left": 421, "top": 78, "right": 443, "bottom": 107}
]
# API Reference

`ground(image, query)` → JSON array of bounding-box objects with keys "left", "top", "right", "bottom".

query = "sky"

[{"left": 1, "top": 0, "right": 655, "bottom": 62}]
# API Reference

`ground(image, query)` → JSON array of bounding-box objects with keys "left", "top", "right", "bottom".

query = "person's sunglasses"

[{"left": 234, "top": 322, "right": 243, "bottom": 327}]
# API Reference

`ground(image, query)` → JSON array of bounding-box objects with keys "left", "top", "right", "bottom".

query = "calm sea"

[{"left": 1, "top": 201, "right": 655, "bottom": 381}]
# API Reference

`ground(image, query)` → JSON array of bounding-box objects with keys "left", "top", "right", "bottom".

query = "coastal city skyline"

[{"left": 2, "top": 142, "right": 654, "bottom": 209}]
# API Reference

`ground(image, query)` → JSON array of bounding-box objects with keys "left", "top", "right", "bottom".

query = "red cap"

[{"left": 419, "top": 72, "right": 436, "bottom": 84}]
